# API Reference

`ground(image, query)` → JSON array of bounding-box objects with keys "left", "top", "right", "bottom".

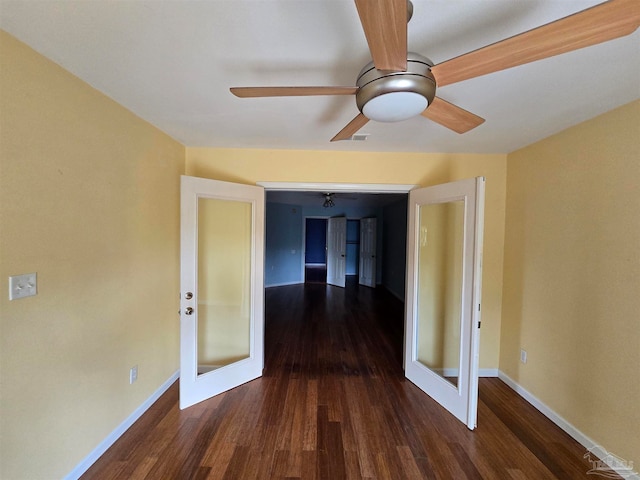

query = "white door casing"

[
  {"left": 404, "top": 177, "right": 485, "bottom": 429},
  {"left": 326, "top": 217, "right": 347, "bottom": 288},
  {"left": 179, "top": 176, "right": 265, "bottom": 410},
  {"left": 359, "top": 218, "right": 377, "bottom": 288}
]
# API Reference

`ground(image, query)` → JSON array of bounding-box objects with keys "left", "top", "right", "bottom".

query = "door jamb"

[{"left": 258, "top": 182, "right": 417, "bottom": 194}]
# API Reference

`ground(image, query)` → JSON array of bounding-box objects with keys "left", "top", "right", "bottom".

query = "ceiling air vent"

[{"left": 351, "top": 133, "right": 370, "bottom": 141}]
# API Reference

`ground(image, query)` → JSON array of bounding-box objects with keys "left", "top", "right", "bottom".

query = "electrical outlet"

[
  {"left": 520, "top": 349, "right": 527, "bottom": 364},
  {"left": 130, "top": 365, "right": 138, "bottom": 384}
]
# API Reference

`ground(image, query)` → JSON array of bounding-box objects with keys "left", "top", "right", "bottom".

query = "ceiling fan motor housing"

[{"left": 356, "top": 52, "right": 436, "bottom": 122}]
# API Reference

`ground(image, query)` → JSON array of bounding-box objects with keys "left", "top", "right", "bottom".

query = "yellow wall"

[
  {"left": 501, "top": 100, "right": 640, "bottom": 465},
  {"left": 187, "top": 148, "right": 508, "bottom": 371},
  {"left": 0, "top": 31, "right": 185, "bottom": 479}
]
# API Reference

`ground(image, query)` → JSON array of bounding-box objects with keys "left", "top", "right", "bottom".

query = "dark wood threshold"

[{"left": 305, "top": 264, "right": 326, "bottom": 284}]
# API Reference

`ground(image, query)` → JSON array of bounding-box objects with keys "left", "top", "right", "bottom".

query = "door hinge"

[{"left": 478, "top": 321, "right": 481, "bottom": 329}]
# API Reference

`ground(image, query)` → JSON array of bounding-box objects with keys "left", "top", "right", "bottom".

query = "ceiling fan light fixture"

[
  {"left": 356, "top": 52, "right": 436, "bottom": 122},
  {"left": 362, "top": 91, "right": 428, "bottom": 122},
  {"left": 323, "top": 193, "right": 335, "bottom": 208}
]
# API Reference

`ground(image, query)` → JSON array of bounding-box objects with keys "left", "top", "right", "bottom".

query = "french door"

[
  {"left": 405, "top": 177, "right": 485, "bottom": 429},
  {"left": 179, "top": 176, "right": 264, "bottom": 409},
  {"left": 178, "top": 176, "right": 484, "bottom": 428},
  {"left": 326, "top": 216, "right": 347, "bottom": 287},
  {"left": 359, "top": 218, "right": 377, "bottom": 288}
]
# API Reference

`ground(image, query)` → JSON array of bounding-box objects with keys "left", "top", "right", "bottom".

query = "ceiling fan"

[
  {"left": 323, "top": 193, "right": 335, "bottom": 208},
  {"left": 230, "top": 0, "right": 639, "bottom": 142},
  {"left": 301, "top": 191, "right": 358, "bottom": 207}
]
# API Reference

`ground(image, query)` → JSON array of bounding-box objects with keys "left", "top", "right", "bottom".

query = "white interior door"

[
  {"left": 326, "top": 216, "right": 346, "bottom": 287},
  {"left": 359, "top": 218, "right": 377, "bottom": 288},
  {"left": 180, "top": 175, "right": 265, "bottom": 409},
  {"left": 405, "top": 177, "right": 484, "bottom": 429}
]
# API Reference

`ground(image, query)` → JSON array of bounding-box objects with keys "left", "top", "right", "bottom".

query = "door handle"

[{"left": 185, "top": 307, "right": 194, "bottom": 315}]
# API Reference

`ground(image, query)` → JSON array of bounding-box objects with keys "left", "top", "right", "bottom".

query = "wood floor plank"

[
  {"left": 396, "top": 445, "right": 426, "bottom": 479},
  {"left": 302, "top": 379, "right": 318, "bottom": 452},
  {"left": 81, "top": 279, "right": 613, "bottom": 480}
]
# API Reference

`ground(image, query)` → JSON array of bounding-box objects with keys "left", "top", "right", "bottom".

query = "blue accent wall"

[
  {"left": 302, "top": 205, "right": 384, "bottom": 283},
  {"left": 265, "top": 202, "right": 303, "bottom": 287},
  {"left": 305, "top": 218, "right": 326, "bottom": 264},
  {"left": 265, "top": 199, "right": 406, "bottom": 290},
  {"left": 382, "top": 197, "right": 408, "bottom": 300}
]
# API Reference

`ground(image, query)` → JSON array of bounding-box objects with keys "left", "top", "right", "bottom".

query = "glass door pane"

[
  {"left": 197, "top": 197, "right": 252, "bottom": 375},
  {"left": 416, "top": 200, "right": 464, "bottom": 387}
]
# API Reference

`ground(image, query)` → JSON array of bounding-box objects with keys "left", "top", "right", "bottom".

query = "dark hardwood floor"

[
  {"left": 304, "top": 264, "right": 327, "bottom": 284},
  {"left": 81, "top": 279, "right": 605, "bottom": 479}
]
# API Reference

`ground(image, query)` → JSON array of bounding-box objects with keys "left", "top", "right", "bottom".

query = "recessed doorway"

[{"left": 304, "top": 218, "right": 327, "bottom": 283}]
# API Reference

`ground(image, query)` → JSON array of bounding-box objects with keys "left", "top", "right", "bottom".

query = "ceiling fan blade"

[
  {"left": 230, "top": 86, "right": 358, "bottom": 98},
  {"left": 421, "top": 97, "right": 485, "bottom": 134},
  {"left": 432, "top": 0, "right": 640, "bottom": 87},
  {"left": 331, "top": 113, "right": 370, "bottom": 142},
  {"left": 354, "top": 0, "right": 408, "bottom": 71}
]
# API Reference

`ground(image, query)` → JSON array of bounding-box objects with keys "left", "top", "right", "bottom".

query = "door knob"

[{"left": 185, "top": 307, "right": 194, "bottom": 315}]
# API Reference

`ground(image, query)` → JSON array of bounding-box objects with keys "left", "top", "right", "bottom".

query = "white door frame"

[{"left": 259, "top": 182, "right": 417, "bottom": 194}]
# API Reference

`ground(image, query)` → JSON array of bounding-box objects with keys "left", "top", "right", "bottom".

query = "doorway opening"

[
  {"left": 263, "top": 182, "right": 413, "bottom": 297},
  {"left": 303, "top": 218, "right": 363, "bottom": 285},
  {"left": 304, "top": 218, "right": 327, "bottom": 283}
]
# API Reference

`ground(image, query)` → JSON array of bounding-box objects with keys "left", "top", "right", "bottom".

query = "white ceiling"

[{"left": 1, "top": 0, "right": 638, "bottom": 154}]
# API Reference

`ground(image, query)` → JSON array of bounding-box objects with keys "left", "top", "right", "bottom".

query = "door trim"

[{"left": 258, "top": 182, "right": 417, "bottom": 193}]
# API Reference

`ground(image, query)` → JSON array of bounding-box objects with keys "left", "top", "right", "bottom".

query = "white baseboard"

[
  {"left": 64, "top": 370, "right": 180, "bottom": 480},
  {"left": 498, "top": 370, "right": 638, "bottom": 479},
  {"left": 479, "top": 368, "right": 499, "bottom": 377},
  {"left": 498, "top": 371, "right": 595, "bottom": 448}
]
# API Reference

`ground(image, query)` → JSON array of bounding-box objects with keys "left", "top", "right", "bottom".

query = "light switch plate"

[{"left": 9, "top": 273, "right": 37, "bottom": 300}]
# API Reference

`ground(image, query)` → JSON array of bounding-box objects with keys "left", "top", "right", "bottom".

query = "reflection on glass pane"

[
  {"left": 197, "top": 197, "right": 252, "bottom": 375},
  {"left": 416, "top": 200, "right": 464, "bottom": 387}
]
